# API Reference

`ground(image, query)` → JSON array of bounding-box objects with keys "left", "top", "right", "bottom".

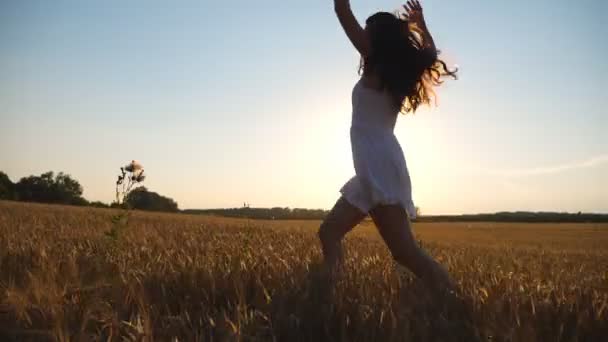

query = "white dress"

[{"left": 340, "top": 79, "right": 417, "bottom": 219}]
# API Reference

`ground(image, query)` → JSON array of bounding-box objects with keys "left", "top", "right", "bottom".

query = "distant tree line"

[
  {"left": 0, "top": 171, "right": 179, "bottom": 213},
  {"left": 3, "top": 171, "right": 606, "bottom": 222},
  {"left": 184, "top": 208, "right": 608, "bottom": 223},
  {"left": 183, "top": 207, "right": 329, "bottom": 220},
  {"left": 416, "top": 212, "right": 608, "bottom": 223}
]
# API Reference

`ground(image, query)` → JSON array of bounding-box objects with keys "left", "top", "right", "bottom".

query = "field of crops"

[{"left": 1, "top": 200, "right": 607, "bottom": 341}]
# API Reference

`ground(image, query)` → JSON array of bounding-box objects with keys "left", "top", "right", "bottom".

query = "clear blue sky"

[{"left": 1, "top": 0, "right": 606, "bottom": 214}]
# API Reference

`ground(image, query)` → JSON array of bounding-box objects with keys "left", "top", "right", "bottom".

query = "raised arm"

[
  {"left": 404, "top": 0, "right": 437, "bottom": 57},
  {"left": 334, "top": 0, "right": 370, "bottom": 56}
]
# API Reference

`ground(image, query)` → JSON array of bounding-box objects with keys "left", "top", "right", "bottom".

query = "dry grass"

[{"left": 1, "top": 200, "right": 607, "bottom": 341}]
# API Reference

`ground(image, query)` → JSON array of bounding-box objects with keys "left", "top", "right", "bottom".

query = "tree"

[
  {"left": 0, "top": 171, "right": 15, "bottom": 200},
  {"left": 89, "top": 201, "right": 110, "bottom": 208},
  {"left": 54, "top": 172, "right": 87, "bottom": 205},
  {"left": 14, "top": 171, "right": 87, "bottom": 205},
  {"left": 125, "top": 187, "right": 179, "bottom": 212}
]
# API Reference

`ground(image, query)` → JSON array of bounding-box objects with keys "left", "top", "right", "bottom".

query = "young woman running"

[{"left": 319, "top": 0, "right": 458, "bottom": 295}]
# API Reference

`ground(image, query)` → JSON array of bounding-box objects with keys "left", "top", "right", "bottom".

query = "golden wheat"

[{"left": 1, "top": 201, "right": 607, "bottom": 341}]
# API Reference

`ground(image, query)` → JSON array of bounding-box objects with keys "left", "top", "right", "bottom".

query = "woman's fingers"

[
  {"left": 404, "top": 0, "right": 425, "bottom": 24},
  {"left": 404, "top": 0, "right": 422, "bottom": 15},
  {"left": 402, "top": 4, "right": 411, "bottom": 19},
  {"left": 406, "top": 0, "right": 422, "bottom": 12}
]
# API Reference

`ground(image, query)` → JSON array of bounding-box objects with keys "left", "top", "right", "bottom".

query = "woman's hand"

[
  {"left": 403, "top": 0, "right": 427, "bottom": 32},
  {"left": 334, "top": 0, "right": 351, "bottom": 12},
  {"left": 403, "top": 0, "right": 436, "bottom": 52}
]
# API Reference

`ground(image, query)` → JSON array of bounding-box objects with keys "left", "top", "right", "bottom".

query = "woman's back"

[{"left": 351, "top": 78, "right": 399, "bottom": 134}]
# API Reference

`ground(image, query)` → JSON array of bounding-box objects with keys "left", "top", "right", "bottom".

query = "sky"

[{"left": 1, "top": 0, "right": 606, "bottom": 214}]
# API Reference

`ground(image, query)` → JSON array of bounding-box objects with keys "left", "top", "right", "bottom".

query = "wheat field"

[{"left": 1, "top": 200, "right": 607, "bottom": 341}]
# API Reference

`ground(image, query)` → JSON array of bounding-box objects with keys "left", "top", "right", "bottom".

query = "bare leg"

[
  {"left": 369, "top": 204, "right": 455, "bottom": 294},
  {"left": 318, "top": 197, "right": 367, "bottom": 271}
]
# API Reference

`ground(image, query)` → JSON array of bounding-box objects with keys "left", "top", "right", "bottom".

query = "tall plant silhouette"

[
  {"left": 106, "top": 161, "right": 146, "bottom": 242},
  {"left": 115, "top": 160, "right": 146, "bottom": 206}
]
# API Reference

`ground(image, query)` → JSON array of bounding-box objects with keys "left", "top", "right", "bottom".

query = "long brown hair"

[{"left": 360, "top": 12, "right": 457, "bottom": 113}]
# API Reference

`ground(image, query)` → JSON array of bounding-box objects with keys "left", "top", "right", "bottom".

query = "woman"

[{"left": 319, "top": 0, "right": 457, "bottom": 295}]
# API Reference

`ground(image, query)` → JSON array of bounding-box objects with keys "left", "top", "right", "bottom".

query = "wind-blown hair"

[{"left": 360, "top": 12, "right": 457, "bottom": 113}]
